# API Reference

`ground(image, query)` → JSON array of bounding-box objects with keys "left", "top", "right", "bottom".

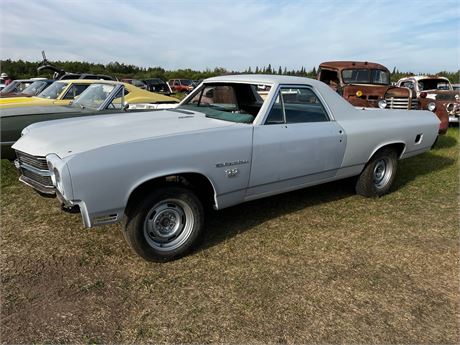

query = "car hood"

[
  {"left": 0, "top": 96, "right": 56, "bottom": 108},
  {"left": 12, "top": 108, "right": 236, "bottom": 158},
  {"left": 343, "top": 84, "right": 412, "bottom": 97},
  {"left": 425, "top": 90, "right": 460, "bottom": 101}
]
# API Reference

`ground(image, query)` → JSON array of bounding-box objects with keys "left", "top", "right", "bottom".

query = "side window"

[
  {"left": 110, "top": 88, "right": 130, "bottom": 109},
  {"left": 319, "top": 69, "right": 340, "bottom": 87},
  {"left": 265, "top": 87, "right": 329, "bottom": 124},
  {"left": 189, "top": 85, "right": 238, "bottom": 111},
  {"left": 265, "top": 94, "right": 284, "bottom": 124},
  {"left": 62, "top": 84, "right": 89, "bottom": 100}
]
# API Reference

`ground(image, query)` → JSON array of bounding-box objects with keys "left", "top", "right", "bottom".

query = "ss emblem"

[{"left": 225, "top": 168, "right": 239, "bottom": 177}]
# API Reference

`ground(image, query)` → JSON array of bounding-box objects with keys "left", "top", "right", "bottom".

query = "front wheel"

[
  {"left": 355, "top": 148, "right": 398, "bottom": 197},
  {"left": 123, "top": 186, "right": 204, "bottom": 262}
]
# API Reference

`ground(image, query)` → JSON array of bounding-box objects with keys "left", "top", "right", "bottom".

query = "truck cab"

[{"left": 317, "top": 61, "right": 418, "bottom": 110}]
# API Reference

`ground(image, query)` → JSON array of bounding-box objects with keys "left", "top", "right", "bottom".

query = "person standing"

[{"left": 1, "top": 72, "right": 12, "bottom": 85}]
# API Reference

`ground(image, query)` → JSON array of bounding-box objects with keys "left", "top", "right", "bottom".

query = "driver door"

[{"left": 247, "top": 86, "right": 346, "bottom": 197}]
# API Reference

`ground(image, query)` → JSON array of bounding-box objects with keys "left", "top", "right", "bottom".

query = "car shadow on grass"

[
  {"left": 393, "top": 151, "right": 455, "bottom": 190},
  {"left": 198, "top": 150, "right": 455, "bottom": 253},
  {"left": 200, "top": 178, "right": 356, "bottom": 252},
  {"left": 434, "top": 132, "right": 458, "bottom": 149}
]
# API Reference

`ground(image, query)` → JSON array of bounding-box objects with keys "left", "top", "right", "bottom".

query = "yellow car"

[{"left": 0, "top": 79, "right": 179, "bottom": 109}]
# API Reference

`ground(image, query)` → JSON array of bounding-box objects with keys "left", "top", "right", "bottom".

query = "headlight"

[
  {"left": 46, "top": 154, "right": 72, "bottom": 199},
  {"left": 378, "top": 99, "right": 387, "bottom": 109},
  {"left": 356, "top": 90, "right": 363, "bottom": 97},
  {"left": 446, "top": 103, "right": 454, "bottom": 113},
  {"left": 427, "top": 102, "right": 436, "bottom": 112}
]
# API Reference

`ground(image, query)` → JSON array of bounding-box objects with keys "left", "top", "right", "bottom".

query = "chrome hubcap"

[
  {"left": 143, "top": 199, "right": 194, "bottom": 251},
  {"left": 373, "top": 158, "right": 392, "bottom": 189}
]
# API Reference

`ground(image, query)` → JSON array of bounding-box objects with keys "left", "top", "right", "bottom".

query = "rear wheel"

[
  {"left": 355, "top": 148, "right": 398, "bottom": 197},
  {"left": 123, "top": 186, "right": 204, "bottom": 262}
]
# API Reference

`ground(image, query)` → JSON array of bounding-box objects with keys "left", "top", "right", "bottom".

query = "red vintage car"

[{"left": 168, "top": 79, "right": 194, "bottom": 93}]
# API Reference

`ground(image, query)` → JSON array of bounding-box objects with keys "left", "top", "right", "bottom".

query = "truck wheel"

[
  {"left": 355, "top": 148, "right": 398, "bottom": 197},
  {"left": 123, "top": 186, "right": 204, "bottom": 262}
]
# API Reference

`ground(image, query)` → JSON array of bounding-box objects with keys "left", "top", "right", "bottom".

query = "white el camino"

[{"left": 12, "top": 75, "right": 440, "bottom": 262}]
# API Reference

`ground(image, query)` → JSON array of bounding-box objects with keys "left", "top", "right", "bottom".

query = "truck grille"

[
  {"left": 15, "top": 150, "right": 55, "bottom": 194},
  {"left": 385, "top": 97, "right": 419, "bottom": 110}
]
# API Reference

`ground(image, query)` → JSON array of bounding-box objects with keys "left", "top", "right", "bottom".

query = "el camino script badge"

[{"left": 216, "top": 160, "right": 249, "bottom": 168}]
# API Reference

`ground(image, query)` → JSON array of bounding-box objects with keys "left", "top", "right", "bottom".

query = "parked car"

[
  {"left": 0, "top": 79, "right": 106, "bottom": 108},
  {"left": 0, "top": 78, "right": 48, "bottom": 97},
  {"left": 0, "top": 79, "right": 54, "bottom": 98},
  {"left": 1, "top": 81, "right": 179, "bottom": 159},
  {"left": 317, "top": 61, "right": 418, "bottom": 110},
  {"left": 168, "top": 79, "right": 194, "bottom": 93},
  {"left": 142, "top": 78, "right": 173, "bottom": 94},
  {"left": 396, "top": 76, "right": 460, "bottom": 128},
  {"left": 12, "top": 75, "right": 439, "bottom": 262},
  {"left": 0, "top": 79, "right": 94, "bottom": 108},
  {"left": 121, "top": 78, "right": 148, "bottom": 89}
]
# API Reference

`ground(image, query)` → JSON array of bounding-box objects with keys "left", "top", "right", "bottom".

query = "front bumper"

[{"left": 448, "top": 115, "right": 459, "bottom": 123}]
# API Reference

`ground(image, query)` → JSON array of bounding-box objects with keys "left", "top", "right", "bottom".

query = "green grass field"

[{"left": 1, "top": 128, "right": 458, "bottom": 344}]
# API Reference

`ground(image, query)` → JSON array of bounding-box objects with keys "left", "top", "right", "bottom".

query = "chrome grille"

[
  {"left": 385, "top": 97, "right": 418, "bottom": 110},
  {"left": 16, "top": 151, "right": 48, "bottom": 170},
  {"left": 22, "top": 169, "right": 52, "bottom": 186},
  {"left": 15, "top": 150, "right": 55, "bottom": 194}
]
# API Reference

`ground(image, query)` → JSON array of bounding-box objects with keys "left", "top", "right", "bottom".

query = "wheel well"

[
  {"left": 371, "top": 142, "right": 406, "bottom": 160},
  {"left": 126, "top": 173, "right": 216, "bottom": 211}
]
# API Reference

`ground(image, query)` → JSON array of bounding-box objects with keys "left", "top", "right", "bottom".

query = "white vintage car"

[{"left": 12, "top": 75, "right": 440, "bottom": 262}]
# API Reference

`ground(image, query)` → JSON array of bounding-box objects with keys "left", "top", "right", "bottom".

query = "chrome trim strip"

[
  {"left": 19, "top": 175, "right": 55, "bottom": 195},
  {"left": 19, "top": 161, "right": 51, "bottom": 176}
]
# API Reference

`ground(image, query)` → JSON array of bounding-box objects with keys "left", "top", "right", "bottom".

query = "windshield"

[
  {"left": 180, "top": 79, "right": 193, "bottom": 86},
  {"left": 71, "top": 83, "right": 117, "bottom": 109},
  {"left": 21, "top": 80, "right": 49, "bottom": 96},
  {"left": 0, "top": 81, "right": 21, "bottom": 95},
  {"left": 418, "top": 79, "right": 451, "bottom": 91},
  {"left": 38, "top": 81, "right": 67, "bottom": 99},
  {"left": 342, "top": 69, "right": 390, "bottom": 85}
]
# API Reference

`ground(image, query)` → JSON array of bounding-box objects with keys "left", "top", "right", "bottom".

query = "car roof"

[
  {"left": 403, "top": 75, "right": 450, "bottom": 82},
  {"left": 52, "top": 79, "right": 124, "bottom": 85},
  {"left": 204, "top": 74, "right": 328, "bottom": 87},
  {"left": 319, "top": 61, "right": 389, "bottom": 71},
  {"left": 8, "top": 78, "right": 49, "bottom": 83}
]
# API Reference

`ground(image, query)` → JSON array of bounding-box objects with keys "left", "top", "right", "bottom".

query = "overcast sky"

[{"left": 1, "top": 0, "right": 459, "bottom": 73}]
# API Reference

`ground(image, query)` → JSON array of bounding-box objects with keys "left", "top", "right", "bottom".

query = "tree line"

[{"left": 1, "top": 59, "right": 458, "bottom": 84}]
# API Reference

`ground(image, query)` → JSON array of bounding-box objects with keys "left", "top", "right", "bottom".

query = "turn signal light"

[{"left": 356, "top": 90, "right": 363, "bottom": 97}]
